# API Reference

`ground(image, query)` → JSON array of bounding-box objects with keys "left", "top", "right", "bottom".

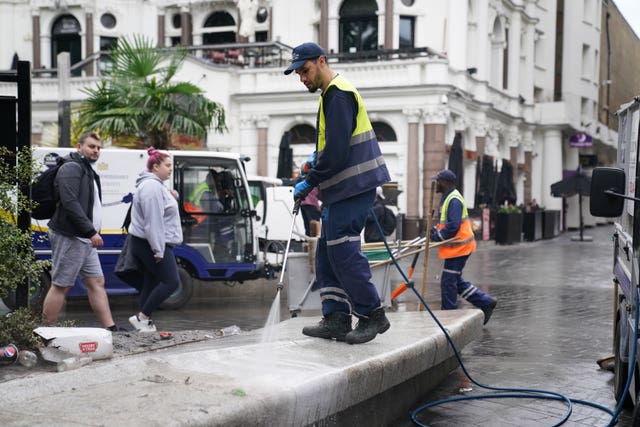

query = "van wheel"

[
  {"left": 614, "top": 318, "right": 633, "bottom": 408},
  {"left": 1, "top": 271, "right": 51, "bottom": 313},
  {"left": 159, "top": 267, "right": 193, "bottom": 310}
]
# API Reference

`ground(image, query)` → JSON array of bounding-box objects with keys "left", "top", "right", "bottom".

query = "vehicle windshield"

[{"left": 176, "top": 157, "right": 253, "bottom": 263}]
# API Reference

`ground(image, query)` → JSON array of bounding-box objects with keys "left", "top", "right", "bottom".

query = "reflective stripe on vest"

[
  {"left": 436, "top": 189, "right": 476, "bottom": 259},
  {"left": 316, "top": 75, "right": 390, "bottom": 204}
]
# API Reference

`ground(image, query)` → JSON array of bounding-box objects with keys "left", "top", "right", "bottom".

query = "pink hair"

[{"left": 146, "top": 147, "right": 169, "bottom": 171}]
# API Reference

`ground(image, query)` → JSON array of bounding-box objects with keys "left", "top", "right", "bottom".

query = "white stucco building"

[{"left": 0, "top": 0, "right": 618, "bottom": 236}]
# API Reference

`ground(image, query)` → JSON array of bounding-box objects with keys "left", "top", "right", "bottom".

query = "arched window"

[
  {"left": 203, "top": 11, "right": 237, "bottom": 45},
  {"left": 289, "top": 124, "right": 316, "bottom": 145},
  {"left": 51, "top": 14, "right": 82, "bottom": 75},
  {"left": 372, "top": 121, "right": 397, "bottom": 142},
  {"left": 339, "top": 0, "right": 378, "bottom": 53}
]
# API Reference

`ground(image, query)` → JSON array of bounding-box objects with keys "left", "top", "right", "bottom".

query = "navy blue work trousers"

[
  {"left": 315, "top": 189, "right": 382, "bottom": 318},
  {"left": 441, "top": 254, "right": 493, "bottom": 310}
]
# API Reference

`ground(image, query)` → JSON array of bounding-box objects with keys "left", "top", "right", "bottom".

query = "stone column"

[
  {"left": 507, "top": 12, "right": 521, "bottom": 96},
  {"left": 319, "top": 0, "right": 328, "bottom": 49},
  {"left": 384, "top": 0, "right": 393, "bottom": 49},
  {"left": 402, "top": 109, "right": 421, "bottom": 238},
  {"left": 42, "top": 34, "right": 51, "bottom": 68},
  {"left": 157, "top": 14, "right": 165, "bottom": 47},
  {"left": 522, "top": 132, "right": 534, "bottom": 205},
  {"left": 475, "top": 135, "right": 486, "bottom": 158},
  {"left": 32, "top": 13, "right": 41, "bottom": 69},
  {"left": 256, "top": 115, "right": 269, "bottom": 176},
  {"left": 472, "top": 122, "right": 488, "bottom": 209},
  {"left": 541, "top": 128, "right": 563, "bottom": 210},
  {"left": 180, "top": 7, "right": 191, "bottom": 46},
  {"left": 523, "top": 150, "right": 532, "bottom": 204},
  {"left": 85, "top": 13, "right": 94, "bottom": 76},
  {"left": 423, "top": 107, "right": 448, "bottom": 223}
]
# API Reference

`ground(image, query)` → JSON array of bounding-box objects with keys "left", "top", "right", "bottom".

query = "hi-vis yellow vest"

[
  {"left": 315, "top": 74, "right": 389, "bottom": 204},
  {"left": 436, "top": 189, "right": 476, "bottom": 259}
]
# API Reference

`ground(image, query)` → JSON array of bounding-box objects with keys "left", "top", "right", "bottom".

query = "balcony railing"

[{"left": 25, "top": 41, "right": 446, "bottom": 79}]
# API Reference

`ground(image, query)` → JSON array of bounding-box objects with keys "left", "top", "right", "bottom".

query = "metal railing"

[{"left": 25, "top": 42, "right": 446, "bottom": 79}]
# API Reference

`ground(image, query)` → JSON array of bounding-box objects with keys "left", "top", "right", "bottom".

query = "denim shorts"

[{"left": 49, "top": 229, "right": 103, "bottom": 287}]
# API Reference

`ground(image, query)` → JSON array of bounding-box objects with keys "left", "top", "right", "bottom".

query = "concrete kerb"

[{"left": 0, "top": 310, "right": 483, "bottom": 426}]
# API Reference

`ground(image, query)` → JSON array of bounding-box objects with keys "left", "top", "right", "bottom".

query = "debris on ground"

[{"left": 0, "top": 329, "right": 224, "bottom": 383}]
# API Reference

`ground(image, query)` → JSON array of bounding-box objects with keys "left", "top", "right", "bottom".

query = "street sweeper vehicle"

[
  {"left": 22, "top": 147, "right": 291, "bottom": 310},
  {"left": 590, "top": 96, "right": 640, "bottom": 424}
]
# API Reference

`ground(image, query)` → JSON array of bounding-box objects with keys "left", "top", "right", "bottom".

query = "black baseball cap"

[{"left": 432, "top": 169, "right": 457, "bottom": 182}]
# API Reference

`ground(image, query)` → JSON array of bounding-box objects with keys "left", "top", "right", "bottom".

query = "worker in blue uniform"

[
  {"left": 284, "top": 42, "right": 391, "bottom": 344},
  {"left": 430, "top": 169, "right": 497, "bottom": 324}
]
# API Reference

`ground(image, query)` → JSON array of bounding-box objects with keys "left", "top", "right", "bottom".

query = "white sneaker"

[{"left": 128, "top": 315, "right": 157, "bottom": 333}]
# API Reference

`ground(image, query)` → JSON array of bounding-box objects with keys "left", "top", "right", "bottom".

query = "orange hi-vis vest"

[{"left": 436, "top": 189, "right": 476, "bottom": 259}]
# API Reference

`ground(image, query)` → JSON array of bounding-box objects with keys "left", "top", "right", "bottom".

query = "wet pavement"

[
  {"left": 44, "top": 223, "right": 631, "bottom": 425},
  {"left": 401, "top": 223, "right": 631, "bottom": 427}
]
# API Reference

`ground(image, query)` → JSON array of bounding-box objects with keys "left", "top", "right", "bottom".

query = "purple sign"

[{"left": 569, "top": 132, "right": 593, "bottom": 148}]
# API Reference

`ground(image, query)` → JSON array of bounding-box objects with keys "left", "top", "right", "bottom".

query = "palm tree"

[{"left": 77, "top": 35, "right": 226, "bottom": 149}]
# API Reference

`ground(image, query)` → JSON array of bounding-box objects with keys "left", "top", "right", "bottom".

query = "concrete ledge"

[{"left": 1, "top": 310, "right": 483, "bottom": 427}]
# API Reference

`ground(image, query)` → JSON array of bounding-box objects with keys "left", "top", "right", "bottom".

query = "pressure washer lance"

[{"left": 276, "top": 199, "right": 302, "bottom": 292}]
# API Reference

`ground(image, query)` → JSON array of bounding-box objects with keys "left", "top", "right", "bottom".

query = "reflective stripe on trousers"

[{"left": 441, "top": 254, "right": 493, "bottom": 310}]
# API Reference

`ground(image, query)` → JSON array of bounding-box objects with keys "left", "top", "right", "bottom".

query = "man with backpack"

[{"left": 41, "top": 132, "right": 122, "bottom": 331}]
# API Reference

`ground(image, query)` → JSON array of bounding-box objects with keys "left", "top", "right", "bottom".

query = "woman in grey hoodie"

[{"left": 127, "top": 147, "right": 183, "bottom": 332}]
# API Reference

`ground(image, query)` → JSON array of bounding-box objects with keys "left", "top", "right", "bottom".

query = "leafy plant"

[
  {"left": 0, "top": 307, "right": 43, "bottom": 350},
  {"left": 0, "top": 147, "right": 51, "bottom": 304},
  {"left": 498, "top": 203, "right": 522, "bottom": 214},
  {"left": 77, "top": 35, "right": 226, "bottom": 149},
  {"left": 0, "top": 308, "right": 77, "bottom": 350}
]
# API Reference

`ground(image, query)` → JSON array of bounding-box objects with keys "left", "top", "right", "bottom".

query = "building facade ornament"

[
  {"left": 453, "top": 114, "right": 469, "bottom": 132},
  {"left": 422, "top": 106, "right": 448, "bottom": 125},
  {"left": 473, "top": 121, "right": 488, "bottom": 137},
  {"left": 402, "top": 108, "right": 422, "bottom": 123},
  {"left": 254, "top": 114, "right": 270, "bottom": 128}
]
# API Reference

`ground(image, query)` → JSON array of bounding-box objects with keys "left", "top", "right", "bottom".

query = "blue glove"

[
  {"left": 301, "top": 152, "right": 317, "bottom": 175},
  {"left": 430, "top": 227, "right": 442, "bottom": 242},
  {"left": 294, "top": 180, "right": 312, "bottom": 201},
  {"left": 307, "top": 152, "right": 317, "bottom": 167}
]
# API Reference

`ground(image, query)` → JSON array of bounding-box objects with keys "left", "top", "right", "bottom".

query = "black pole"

[
  {"left": 15, "top": 61, "right": 32, "bottom": 308},
  {"left": 578, "top": 193, "right": 584, "bottom": 242}
]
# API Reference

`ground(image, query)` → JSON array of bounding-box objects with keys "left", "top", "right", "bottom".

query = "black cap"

[
  {"left": 284, "top": 42, "right": 327, "bottom": 75},
  {"left": 432, "top": 169, "right": 457, "bottom": 182}
]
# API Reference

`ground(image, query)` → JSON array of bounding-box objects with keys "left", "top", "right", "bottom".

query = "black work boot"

[
  {"left": 481, "top": 299, "right": 497, "bottom": 325},
  {"left": 302, "top": 312, "right": 352, "bottom": 341},
  {"left": 345, "top": 307, "right": 390, "bottom": 345}
]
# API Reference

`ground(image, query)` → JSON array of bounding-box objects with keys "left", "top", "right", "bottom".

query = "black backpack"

[
  {"left": 364, "top": 204, "right": 397, "bottom": 242},
  {"left": 30, "top": 157, "right": 65, "bottom": 220},
  {"left": 380, "top": 206, "right": 397, "bottom": 236}
]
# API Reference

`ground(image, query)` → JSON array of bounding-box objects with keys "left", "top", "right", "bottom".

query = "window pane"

[
  {"left": 399, "top": 16, "right": 414, "bottom": 49},
  {"left": 339, "top": 0, "right": 378, "bottom": 53},
  {"left": 100, "top": 13, "right": 116, "bottom": 29}
]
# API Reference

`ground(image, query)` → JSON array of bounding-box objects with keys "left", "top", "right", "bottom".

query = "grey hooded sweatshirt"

[{"left": 128, "top": 171, "right": 183, "bottom": 258}]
